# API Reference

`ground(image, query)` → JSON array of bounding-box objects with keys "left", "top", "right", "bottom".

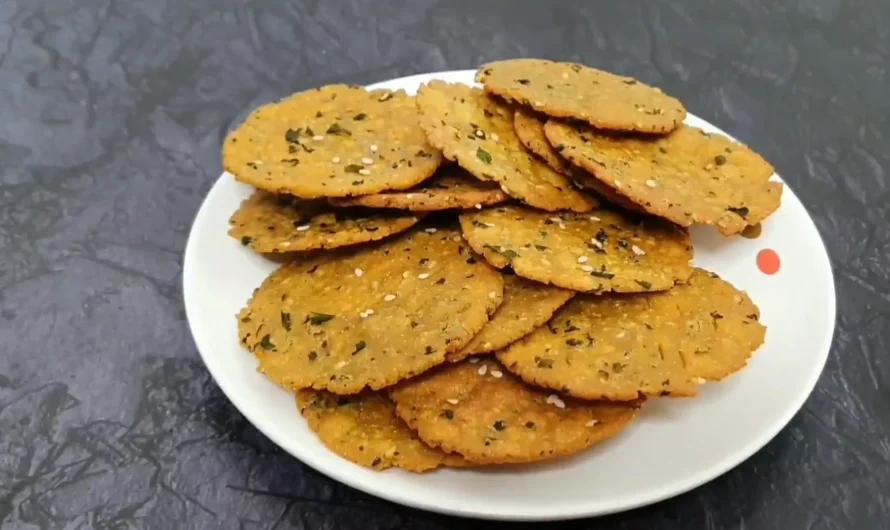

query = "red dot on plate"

[{"left": 757, "top": 249, "right": 780, "bottom": 275}]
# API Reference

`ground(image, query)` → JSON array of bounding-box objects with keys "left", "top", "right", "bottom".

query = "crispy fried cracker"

[
  {"left": 389, "top": 359, "right": 640, "bottom": 464},
  {"left": 297, "top": 390, "right": 468, "bottom": 472},
  {"left": 476, "top": 59, "right": 686, "bottom": 133},
  {"left": 497, "top": 294, "right": 698, "bottom": 401},
  {"left": 238, "top": 227, "right": 504, "bottom": 394},
  {"left": 459, "top": 205, "right": 693, "bottom": 293},
  {"left": 659, "top": 268, "right": 766, "bottom": 381},
  {"left": 448, "top": 273, "right": 574, "bottom": 361},
  {"left": 545, "top": 121, "right": 782, "bottom": 235},
  {"left": 415, "top": 81, "right": 596, "bottom": 212},
  {"left": 223, "top": 85, "right": 442, "bottom": 199},
  {"left": 329, "top": 166, "right": 508, "bottom": 211},
  {"left": 512, "top": 110, "right": 643, "bottom": 212},
  {"left": 229, "top": 190, "right": 420, "bottom": 253}
]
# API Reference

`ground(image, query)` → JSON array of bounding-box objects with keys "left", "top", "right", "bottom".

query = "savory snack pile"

[{"left": 222, "top": 58, "right": 775, "bottom": 472}]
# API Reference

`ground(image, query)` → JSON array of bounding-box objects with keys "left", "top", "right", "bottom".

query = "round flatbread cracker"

[
  {"left": 415, "top": 81, "right": 596, "bottom": 212},
  {"left": 459, "top": 205, "right": 693, "bottom": 293},
  {"left": 447, "top": 273, "right": 574, "bottom": 361},
  {"left": 329, "top": 166, "right": 508, "bottom": 211},
  {"left": 389, "top": 359, "right": 640, "bottom": 464},
  {"left": 476, "top": 59, "right": 686, "bottom": 134},
  {"left": 229, "top": 190, "right": 421, "bottom": 253},
  {"left": 663, "top": 268, "right": 767, "bottom": 381},
  {"left": 512, "top": 110, "right": 643, "bottom": 212},
  {"left": 223, "top": 85, "right": 442, "bottom": 199},
  {"left": 497, "top": 268, "right": 766, "bottom": 399},
  {"left": 297, "top": 390, "right": 468, "bottom": 472},
  {"left": 497, "top": 295, "right": 697, "bottom": 401},
  {"left": 238, "top": 227, "right": 504, "bottom": 394},
  {"left": 545, "top": 121, "right": 783, "bottom": 235}
]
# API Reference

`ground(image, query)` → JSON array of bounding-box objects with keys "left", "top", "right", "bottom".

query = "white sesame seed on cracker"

[
  {"left": 383, "top": 294, "right": 396, "bottom": 302},
  {"left": 646, "top": 179, "right": 658, "bottom": 188},
  {"left": 589, "top": 216, "right": 601, "bottom": 222},
  {"left": 418, "top": 273, "right": 430, "bottom": 280},
  {"left": 490, "top": 133, "right": 500, "bottom": 142},
  {"left": 358, "top": 168, "right": 371, "bottom": 176},
  {"left": 424, "top": 228, "right": 438, "bottom": 233},
  {"left": 468, "top": 357, "right": 480, "bottom": 363},
  {"left": 446, "top": 398, "right": 459, "bottom": 405},
  {"left": 488, "top": 291, "right": 497, "bottom": 299},
  {"left": 585, "top": 419, "right": 600, "bottom": 427},
  {"left": 332, "top": 156, "right": 341, "bottom": 163},
  {"left": 475, "top": 203, "right": 482, "bottom": 209},
  {"left": 577, "top": 256, "right": 588, "bottom": 264},
  {"left": 354, "top": 268, "right": 364, "bottom": 277},
  {"left": 490, "top": 370, "right": 503, "bottom": 379},
  {"left": 296, "top": 225, "right": 310, "bottom": 232},
  {"left": 370, "top": 144, "right": 378, "bottom": 152},
  {"left": 546, "top": 394, "right": 566, "bottom": 409},
  {"left": 477, "top": 364, "right": 488, "bottom": 376},
  {"left": 312, "top": 135, "right": 324, "bottom": 142},
  {"left": 402, "top": 271, "right": 410, "bottom": 279},
  {"left": 361, "top": 157, "right": 373, "bottom": 165},
  {"left": 581, "top": 265, "right": 594, "bottom": 272},
  {"left": 632, "top": 245, "right": 646, "bottom": 256}
]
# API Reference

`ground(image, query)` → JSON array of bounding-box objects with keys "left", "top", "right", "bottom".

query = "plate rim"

[{"left": 182, "top": 68, "right": 837, "bottom": 521}]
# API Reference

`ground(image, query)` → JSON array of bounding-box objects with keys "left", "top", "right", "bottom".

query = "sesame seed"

[
  {"left": 632, "top": 245, "right": 646, "bottom": 256},
  {"left": 562, "top": 72, "right": 569, "bottom": 79},
  {"left": 405, "top": 194, "right": 414, "bottom": 199},
  {"left": 491, "top": 370, "right": 503, "bottom": 378},
  {"left": 335, "top": 361, "right": 346, "bottom": 369},
  {"left": 577, "top": 256, "right": 588, "bottom": 264},
  {"left": 483, "top": 222, "right": 496, "bottom": 227},
  {"left": 469, "top": 357, "right": 480, "bottom": 363},
  {"left": 332, "top": 156, "right": 341, "bottom": 163},
  {"left": 370, "top": 144, "right": 378, "bottom": 152},
  {"left": 418, "top": 273, "right": 430, "bottom": 280},
  {"left": 361, "top": 157, "right": 373, "bottom": 165},
  {"left": 558, "top": 223, "right": 566, "bottom": 229},
  {"left": 617, "top": 331, "right": 625, "bottom": 338},
  {"left": 446, "top": 398, "right": 459, "bottom": 405},
  {"left": 478, "top": 364, "right": 488, "bottom": 375},
  {"left": 296, "top": 225, "right": 311, "bottom": 232},
  {"left": 589, "top": 216, "right": 601, "bottom": 222},
  {"left": 490, "top": 133, "right": 500, "bottom": 142},
  {"left": 280, "top": 241, "right": 291, "bottom": 247},
  {"left": 488, "top": 291, "right": 497, "bottom": 299},
  {"left": 312, "top": 135, "right": 324, "bottom": 141},
  {"left": 383, "top": 294, "right": 397, "bottom": 302},
  {"left": 585, "top": 419, "right": 600, "bottom": 427},
  {"left": 354, "top": 268, "right": 364, "bottom": 277},
  {"left": 482, "top": 342, "right": 492, "bottom": 349},
  {"left": 549, "top": 217, "right": 561, "bottom": 223},
  {"left": 402, "top": 271, "right": 410, "bottom": 279},
  {"left": 581, "top": 265, "right": 594, "bottom": 272},
  {"left": 366, "top": 309, "right": 375, "bottom": 316},
  {"left": 424, "top": 228, "right": 438, "bottom": 233},
  {"left": 534, "top": 101, "right": 543, "bottom": 107},
  {"left": 358, "top": 169, "right": 371, "bottom": 176},
  {"left": 546, "top": 394, "right": 566, "bottom": 409},
  {"left": 475, "top": 129, "right": 485, "bottom": 138},
  {"left": 475, "top": 203, "right": 482, "bottom": 209},
  {"left": 614, "top": 180, "right": 622, "bottom": 187},
  {"left": 693, "top": 377, "right": 707, "bottom": 384},
  {"left": 590, "top": 239, "right": 603, "bottom": 249},
  {"left": 646, "top": 179, "right": 658, "bottom": 188}
]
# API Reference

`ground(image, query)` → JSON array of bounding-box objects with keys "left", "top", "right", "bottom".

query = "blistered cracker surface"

[
  {"left": 228, "top": 190, "right": 420, "bottom": 253},
  {"left": 297, "top": 390, "right": 468, "bottom": 472},
  {"left": 330, "top": 166, "right": 508, "bottom": 211},
  {"left": 497, "top": 294, "right": 698, "bottom": 401},
  {"left": 223, "top": 85, "right": 442, "bottom": 199},
  {"left": 448, "top": 273, "right": 575, "bottom": 360},
  {"left": 459, "top": 205, "right": 693, "bottom": 293},
  {"left": 545, "top": 121, "right": 783, "bottom": 235},
  {"left": 237, "top": 227, "right": 504, "bottom": 394},
  {"left": 415, "top": 81, "right": 596, "bottom": 212},
  {"left": 655, "top": 268, "right": 766, "bottom": 381},
  {"left": 476, "top": 59, "right": 686, "bottom": 133},
  {"left": 389, "top": 359, "right": 640, "bottom": 464},
  {"left": 513, "top": 109, "right": 572, "bottom": 175}
]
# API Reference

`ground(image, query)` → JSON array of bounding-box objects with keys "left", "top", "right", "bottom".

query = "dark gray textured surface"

[{"left": 1, "top": 0, "right": 888, "bottom": 528}]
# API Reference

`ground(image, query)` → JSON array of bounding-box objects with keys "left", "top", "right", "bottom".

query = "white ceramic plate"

[{"left": 183, "top": 70, "right": 836, "bottom": 521}]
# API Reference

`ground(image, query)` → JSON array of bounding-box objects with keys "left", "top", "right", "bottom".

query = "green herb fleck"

[
  {"left": 714, "top": 154, "right": 727, "bottom": 166},
  {"left": 565, "top": 338, "right": 582, "bottom": 347},
  {"left": 344, "top": 164, "right": 364, "bottom": 173},
  {"left": 308, "top": 313, "right": 335, "bottom": 325},
  {"left": 425, "top": 345, "right": 435, "bottom": 355},
  {"left": 240, "top": 236, "right": 252, "bottom": 246},
  {"left": 493, "top": 420, "right": 506, "bottom": 431},
  {"left": 525, "top": 421, "right": 536, "bottom": 429},
  {"left": 281, "top": 311, "right": 292, "bottom": 331},
  {"left": 326, "top": 123, "right": 351, "bottom": 136},
  {"left": 353, "top": 113, "right": 367, "bottom": 121},
  {"left": 635, "top": 280, "right": 652, "bottom": 290},
  {"left": 710, "top": 311, "right": 724, "bottom": 320},
  {"left": 442, "top": 409, "right": 454, "bottom": 420},
  {"left": 516, "top": 79, "right": 530, "bottom": 85},
  {"left": 308, "top": 351, "right": 317, "bottom": 361},
  {"left": 590, "top": 270, "right": 615, "bottom": 279},
  {"left": 534, "top": 244, "right": 549, "bottom": 251},
  {"left": 353, "top": 340, "right": 366, "bottom": 354},
  {"left": 623, "top": 79, "right": 637, "bottom": 85},
  {"left": 535, "top": 357, "right": 554, "bottom": 369},
  {"left": 285, "top": 128, "right": 302, "bottom": 143},
  {"left": 476, "top": 147, "right": 492, "bottom": 164},
  {"left": 259, "top": 334, "right": 276, "bottom": 351},
  {"left": 658, "top": 146, "right": 668, "bottom": 154}
]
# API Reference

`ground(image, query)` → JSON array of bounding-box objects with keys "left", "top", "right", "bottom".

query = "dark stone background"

[{"left": 1, "top": 0, "right": 888, "bottom": 528}]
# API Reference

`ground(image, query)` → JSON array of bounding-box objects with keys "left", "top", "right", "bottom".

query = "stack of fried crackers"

[{"left": 223, "top": 59, "right": 778, "bottom": 471}]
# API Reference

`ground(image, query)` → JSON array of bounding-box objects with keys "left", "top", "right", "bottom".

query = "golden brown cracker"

[
  {"left": 476, "top": 59, "right": 686, "bottom": 133},
  {"left": 513, "top": 108, "right": 572, "bottom": 175},
  {"left": 238, "top": 227, "right": 504, "bottom": 394},
  {"left": 544, "top": 121, "right": 782, "bottom": 235},
  {"left": 497, "top": 294, "right": 698, "bottom": 401},
  {"left": 223, "top": 85, "right": 442, "bottom": 199},
  {"left": 415, "top": 81, "right": 596, "bottom": 212},
  {"left": 659, "top": 269, "right": 766, "bottom": 381},
  {"left": 297, "top": 390, "right": 468, "bottom": 472},
  {"left": 329, "top": 166, "right": 508, "bottom": 211},
  {"left": 459, "top": 205, "right": 693, "bottom": 293},
  {"left": 448, "top": 274, "right": 574, "bottom": 360},
  {"left": 229, "top": 190, "right": 421, "bottom": 253},
  {"left": 389, "top": 359, "right": 640, "bottom": 464}
]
